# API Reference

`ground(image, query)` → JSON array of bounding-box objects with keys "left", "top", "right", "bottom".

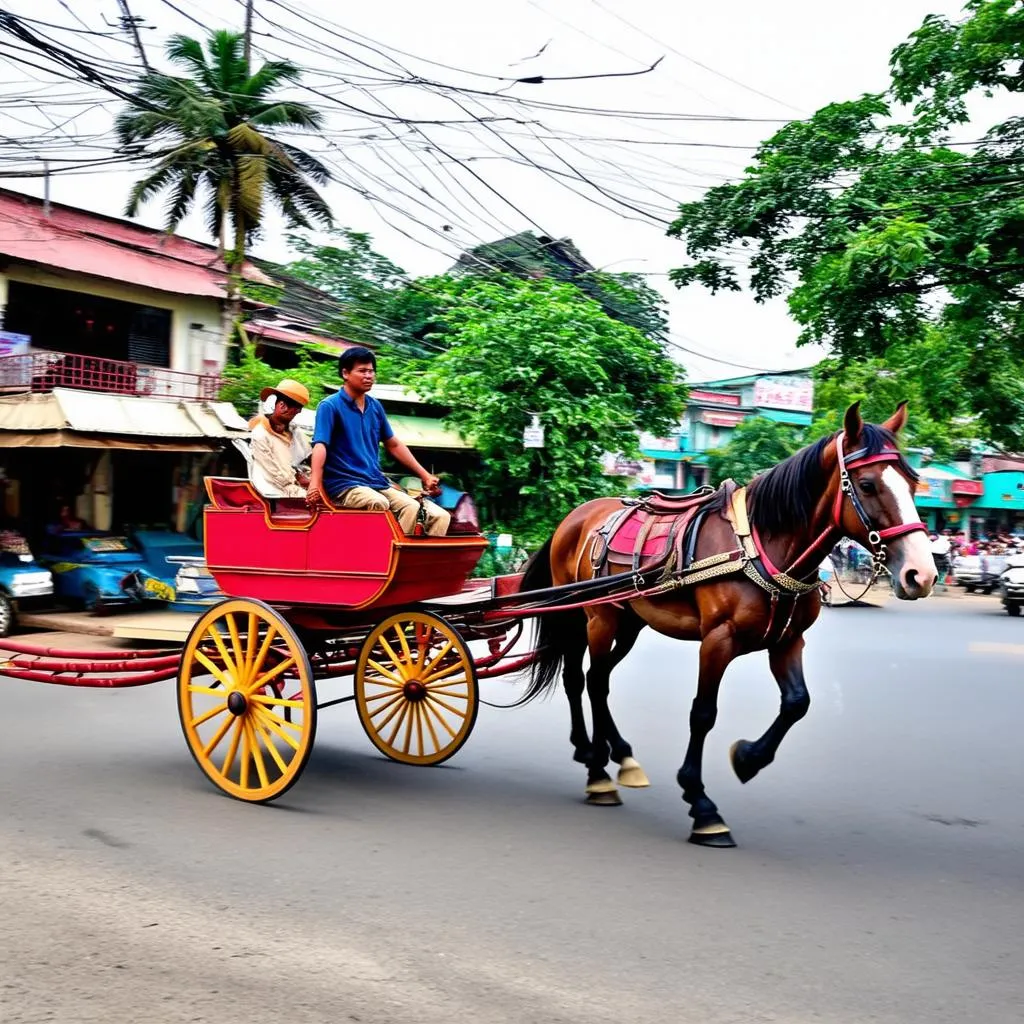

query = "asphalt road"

[{"left": 2, "top": 594, "right": 1022, "bottom": 1024}]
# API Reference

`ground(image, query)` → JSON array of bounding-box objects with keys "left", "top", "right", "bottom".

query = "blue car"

[
  {"left": 0, "top": 529, "right": 54, "bottom": 635},
  {"left": 39, "top": 531, "right": 176, "bottom": 611}
]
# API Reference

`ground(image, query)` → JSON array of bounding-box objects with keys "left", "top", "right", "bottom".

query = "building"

[
  {"left": 628, "top": 370, "right": 815, "bottom": 493},
  {"left": 0, "top": 189, "right": 292, "bottom": 537}
]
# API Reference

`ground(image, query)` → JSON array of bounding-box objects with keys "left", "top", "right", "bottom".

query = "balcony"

[{"left": 0, "top": 350, "right": 222, "bottom": 402}]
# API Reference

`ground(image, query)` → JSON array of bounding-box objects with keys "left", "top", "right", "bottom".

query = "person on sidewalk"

[
  {"left": 249, "top": 379, "right": 312, "bottom": 499},
  {"left": 930, "top": 532, "right": 952, "bottom": 588},
  {"left": 305, "top": 347, "right": 451, "bottom": 537}
]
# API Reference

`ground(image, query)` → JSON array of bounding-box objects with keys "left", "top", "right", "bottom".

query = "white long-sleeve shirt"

[{"left": 249, "top": 415, "right": 312, "bottom": 498}]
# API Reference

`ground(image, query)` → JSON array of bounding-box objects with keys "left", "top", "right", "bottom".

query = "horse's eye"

[{"left": 859, "top": 479, "right": 877, "bottom": 496}]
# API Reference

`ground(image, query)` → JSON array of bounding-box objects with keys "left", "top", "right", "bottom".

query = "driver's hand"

[
  {"left": 305, "top": 484, "right": 327, "bottom": 509},
  {"left": 421, "top": 473, "right": 441, "bottom": 497}
]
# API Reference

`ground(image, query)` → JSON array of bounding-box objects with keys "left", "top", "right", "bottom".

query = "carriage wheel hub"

[
  {"left": 402, "top": 680, "right": 426, "bottom": 702},
  {"left": 227, "top": 690, "right": 248, "bottom": 716}
]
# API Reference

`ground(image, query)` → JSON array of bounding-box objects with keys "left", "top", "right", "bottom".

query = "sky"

[{"left": 0, "top": 0, "right": 977, "bottom": 381}]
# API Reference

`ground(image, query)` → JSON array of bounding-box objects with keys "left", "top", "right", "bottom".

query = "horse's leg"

[
  {"left": 602, "top": 612, "right": 650, "bottom": 788},
  {"left": 678, "top": 624, "right": 738, "bottom": 847},
  {"left": 561, "top": 612, "right": 592, "bottom": 766},
  {"left": 730, "top": 633, "right": 810, "bottom": 785},
  {"left": 582, "top": 610, "right": 623, "bottom": 806}
]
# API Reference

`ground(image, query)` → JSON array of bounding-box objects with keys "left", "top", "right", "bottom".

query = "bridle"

[{"left": 785, "top": 432, "right": 927, "bottom": 585}]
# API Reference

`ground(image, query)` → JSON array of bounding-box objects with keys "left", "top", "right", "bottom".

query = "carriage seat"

[{"left": 206, "top": 478, "right": 319, "bottom": 524}]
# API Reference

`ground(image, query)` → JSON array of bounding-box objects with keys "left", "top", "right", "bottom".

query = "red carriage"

[{"left": 177, "top": 477, "right": 531, "bottom": 801}]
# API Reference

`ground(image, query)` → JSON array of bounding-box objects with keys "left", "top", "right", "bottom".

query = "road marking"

[{"left": 969, "top": 641, "right": 1024, "bottom": 656}]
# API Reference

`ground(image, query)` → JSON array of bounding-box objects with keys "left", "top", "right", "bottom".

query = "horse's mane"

[{"left": 747, "top": 424, "right": 915, "bottom": 538}]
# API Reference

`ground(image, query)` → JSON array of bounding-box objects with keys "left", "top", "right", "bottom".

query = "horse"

[{"left": 518, "top": 403, "right": 936, "bottom": 847}]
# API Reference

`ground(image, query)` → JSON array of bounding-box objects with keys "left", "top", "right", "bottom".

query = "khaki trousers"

[{"left": 337, "top": 486, "right": 451, "bottom": 537}]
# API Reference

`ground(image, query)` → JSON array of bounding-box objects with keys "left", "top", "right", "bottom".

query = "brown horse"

[{"left": 519, "top": 404, "right": 936, "bottom": 847}]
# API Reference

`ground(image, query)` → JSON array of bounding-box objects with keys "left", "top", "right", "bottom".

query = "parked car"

[
  {"left": 38, "top": 531, "right": 175, "bottom": 611},
  {"left": 0, "top": 529, "right": 53, "bottom": 636},
  {"left": 952, "top": 553, "right": 1008, "bottom": 593},
  {"left": 997, "top": 554, "right": 1024, "bottom": 616}
]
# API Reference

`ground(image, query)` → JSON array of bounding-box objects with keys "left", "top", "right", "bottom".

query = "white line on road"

[{"left": 969, "top": 641, "right": 1024, "bottom": 656}]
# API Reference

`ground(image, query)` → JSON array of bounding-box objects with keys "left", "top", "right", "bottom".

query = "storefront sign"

[
  {"left": 753, "top": 376, "right": 813, "bottom": 413},
  {"left": 701, "top": 411, "right": 746, "bottom": 428},
  {"left": 690, "top": 389, "right": 740, "bottom": 406}
]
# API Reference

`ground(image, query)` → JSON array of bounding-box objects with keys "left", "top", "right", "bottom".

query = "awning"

[
  {"left": 0, "top": 388, "right": 249, "bottom": 450},
  {"left": 387, "top": 414, "right": 472, "bottom": 450},
  {"left": 641, "top": 448, "right": 687, "bottom": 461},
  {"left": 757, "top": 408, "right": 813, "bottom": 426}
]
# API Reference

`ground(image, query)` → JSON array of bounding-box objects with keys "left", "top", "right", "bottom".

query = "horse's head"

[{"left": 835, "top": 402, "right": 936, "bottom": 600}]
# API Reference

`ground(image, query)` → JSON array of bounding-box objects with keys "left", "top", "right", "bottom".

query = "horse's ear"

[
  {"left": 843, "top": 401, "right": 864, "bottom": 445},
  {"left": 882, "top": 401, "right": 909, "bottom": 436}
]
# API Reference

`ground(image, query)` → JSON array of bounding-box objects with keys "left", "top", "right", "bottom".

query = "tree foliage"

[
  {"left": 808, "top": 331, "right": 973, "bottom": 456},
  {"left": 458, "top": 232, "right": 669, "bottom": 342},
  {"left": 405, "top": 274, "right": 686, "bottom": 539},
  {"left": 706, "top": 417, "right": 804, "bottom": 487},
  {"left": 668, "top": 0, "right": 1024, "bottom": 447},
  {"left": 218, "top": 342, "right": 336, "bottom": 418}
]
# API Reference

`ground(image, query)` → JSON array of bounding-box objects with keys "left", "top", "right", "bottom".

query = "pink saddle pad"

[{"left": 606, "top": 511, "right": 679, "bottom": 560}]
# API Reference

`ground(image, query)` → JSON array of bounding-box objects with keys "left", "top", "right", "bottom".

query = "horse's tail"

[{"left": 519, "top": 536, "right": 586, "bottom": 704}]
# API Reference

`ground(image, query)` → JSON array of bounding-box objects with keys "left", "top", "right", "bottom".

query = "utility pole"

[
  {"left": 42, "top": 159, "right": 50, "bottom": 217},
  {"left": 116, "top": 0, "right": 150, "bottom": 72},
  {"left": 243, "top": 0, "right": 254, "bottom": 71}
]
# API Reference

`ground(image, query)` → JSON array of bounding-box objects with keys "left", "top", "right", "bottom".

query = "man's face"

[
  {"left": 270, "top": 396, "right": 301, "bottom": 427},
  {"left": 343, "top": 360, "right": 376, "bottom": 394}
]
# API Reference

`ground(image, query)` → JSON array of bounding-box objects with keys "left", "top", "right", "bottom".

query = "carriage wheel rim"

[
  {"left": 355, "top": 611, "right": 478, "bottom": 766},
  {"left": 177, "top": 598, "right": 317, "bottom": 802}
]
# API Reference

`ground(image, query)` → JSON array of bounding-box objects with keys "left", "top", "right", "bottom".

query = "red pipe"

[
  {"left": 0, "top": 666, "right": 179, "bottom": 688},
  {"left": 6, "top": 654, "right": 182, "bottom": 673},
  {"left": 0, "top": 639, "right": 173, "bottom": 659}
]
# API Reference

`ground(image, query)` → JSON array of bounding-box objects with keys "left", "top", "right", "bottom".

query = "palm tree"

[{"left": 116, "top": 30, "right": 332, "bottom": 337}]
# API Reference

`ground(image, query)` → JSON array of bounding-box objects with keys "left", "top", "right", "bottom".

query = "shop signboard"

[{"left": 753, "top": 376, "right": 813, "bottom": 413}]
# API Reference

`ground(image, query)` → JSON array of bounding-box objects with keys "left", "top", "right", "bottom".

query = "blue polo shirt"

[{"left": 312, "top": 390, "right": 394, "bottom": 495}]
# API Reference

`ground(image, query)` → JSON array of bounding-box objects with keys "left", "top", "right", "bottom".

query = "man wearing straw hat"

[{"left": 249, "top": 378, "right": 312, "bottom": 499}]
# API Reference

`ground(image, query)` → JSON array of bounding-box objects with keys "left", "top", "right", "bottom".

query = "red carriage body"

[{"left": 202, "top": 477, "right": 489, "bottom": 613}]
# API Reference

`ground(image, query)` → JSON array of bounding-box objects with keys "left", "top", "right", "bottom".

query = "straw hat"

[{"left": 260, "top": 378, "right": 310, "bottom": 407}]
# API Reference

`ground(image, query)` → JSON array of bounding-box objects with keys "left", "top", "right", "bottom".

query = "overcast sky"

[{"left": 0, "top": 0, "right": 975, "bottom": 380}]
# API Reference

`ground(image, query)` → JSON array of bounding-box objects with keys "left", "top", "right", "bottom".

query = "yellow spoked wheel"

[
  {"left": 356, "top": 611, "right": 478, "bottom": 766},
  {"left": 178, "top": 598, "right": 317, "bottom": 803}
]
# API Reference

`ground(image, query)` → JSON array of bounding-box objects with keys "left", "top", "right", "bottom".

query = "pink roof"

[
  {"left": 246, "top": 319, "right": 356, "bottom": 351},
  {"left": 0, "top": 188, "right": 272, "bottom": 299}
]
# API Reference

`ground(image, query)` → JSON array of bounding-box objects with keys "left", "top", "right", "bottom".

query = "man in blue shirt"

[{"left": 306, "top": 347, "right": 451, "bottom": 536}]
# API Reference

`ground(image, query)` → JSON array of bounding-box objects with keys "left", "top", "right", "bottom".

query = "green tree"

[
  {"left": 282, "top": 230, "right": 438, "bottom": 372},
  {"left": 458, "top": 232, "right": 669, "bottom": 342},
  {"left": 405, "top": 274, "right": 686, "bottom": 539},
  {"left": 706, "top": 417, "right": 804, "bottom": 486},
  {"left": 116, "top": 30, "right": 332, "bottom": 336},
  {"left": 808, "top": 331, "right": 972, "bottom": 457},
  {"left": 218, "top": 342, "right": 333, "bottom": 418},
  {"left": 667, "top": 0, "right": 1024, "bottom": 447}
]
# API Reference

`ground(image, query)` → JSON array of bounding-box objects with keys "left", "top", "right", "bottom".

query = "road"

[{"left": 1, "top": 595, "right": 1022, "bottom": 1024}]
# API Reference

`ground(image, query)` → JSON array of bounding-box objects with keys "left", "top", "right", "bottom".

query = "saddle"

[{"left": 590, "top": 482, "right": 736, "bottom": 576}]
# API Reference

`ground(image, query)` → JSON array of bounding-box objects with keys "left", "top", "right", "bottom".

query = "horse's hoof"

[
  {"left": 730, "top": 740, "right": 759, "bottom": 785},
  {"left": 688, "top": 822, "right": 737, "bottom": 848},
  {"left": 585, "top": 777, "right": 622, "bottom": 806},
  {"left": 617, "top": 756, "right": 650, "bottom": 788},
  {"left": 585, "top": 789, "right": 623, "bottom": 807}
]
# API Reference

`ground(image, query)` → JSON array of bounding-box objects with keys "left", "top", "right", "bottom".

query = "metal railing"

[{"left": 0, "top": 350, "right": 222, "bottom": 401}]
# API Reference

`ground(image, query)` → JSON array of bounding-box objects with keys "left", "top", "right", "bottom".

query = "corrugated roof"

[
  {"left": 0, "top": 188, "right": 273, "bottom": 299},
  {"left": 0, "top": 388, "right": 248, "bottom": 442}
]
